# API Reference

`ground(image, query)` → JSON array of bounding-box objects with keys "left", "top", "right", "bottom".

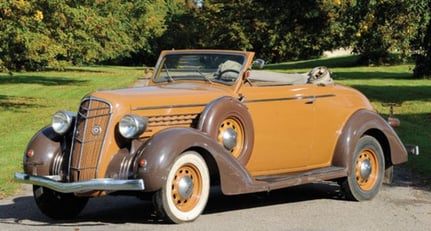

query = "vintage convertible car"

[{"left": 15, "top": 49, "right": 412, "bottom": 223}]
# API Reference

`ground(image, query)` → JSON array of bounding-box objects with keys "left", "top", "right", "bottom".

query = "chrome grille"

[{"left": 70, "top": 98, "right": 111, "bottom": 182}]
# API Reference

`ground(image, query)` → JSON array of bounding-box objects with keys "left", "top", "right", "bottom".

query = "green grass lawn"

[{"left": 1, "top": 56, "right": 429, "bottom": 199}]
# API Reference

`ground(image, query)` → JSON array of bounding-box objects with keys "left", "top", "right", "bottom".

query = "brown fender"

[
  {"left": 133, "top": 127, "right": 266, "bottom": 194},
  {"left": 332, "top": 109, "right": 408, "bottom": 173},
  {"left": 197, "top": 96, "right": 254, "bottom": 165},
  {"left": 23, "top": 126, "right": 63, "bottom": 176}
]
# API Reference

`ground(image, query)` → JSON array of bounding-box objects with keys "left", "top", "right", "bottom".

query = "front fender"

[
  {"left": 23, "top": 126, "right": 64, "bottom": 176},
  {"left": 134, "top": 127, "right": 265, "bottom": 194},
  {"left": 332, "top": 109, "right": 408, "bottom": 172}
]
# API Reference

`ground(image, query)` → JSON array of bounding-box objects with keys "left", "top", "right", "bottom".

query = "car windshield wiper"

[
  {"left": 164, "top": 64, "right": 175, "bottom": 82},
  {"left": 195, "top": 68, "right": 213, "bottom": 84}
]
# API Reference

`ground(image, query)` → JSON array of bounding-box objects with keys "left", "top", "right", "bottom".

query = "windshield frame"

[{"left": 152, "top": 50, "right": 248, "bottom": 85}]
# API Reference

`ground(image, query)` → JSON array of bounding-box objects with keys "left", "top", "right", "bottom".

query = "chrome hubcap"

[
  {"left": 222, "top": 128, "right": 237, "bottom": 150},
  {"left": 359, "top": 159, "right": 372, "bottom": 179},
  {"left": 178, "top": 175, "right": 193, "bottom": 199}
]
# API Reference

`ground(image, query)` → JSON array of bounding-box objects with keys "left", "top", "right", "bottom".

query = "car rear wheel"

[
  {"left": 153, "top": 151, "right": 210, "bottom": 223},
  {"left": 341, "top": 135, "right": 385, "bottom": 201},
  {"left": 33, "top": 185, "right": 88, "bottom": 219}
]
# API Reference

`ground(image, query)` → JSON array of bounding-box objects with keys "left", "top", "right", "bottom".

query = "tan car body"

[{"left": 15, "top": 49, "right": 408, "bottom": 222}]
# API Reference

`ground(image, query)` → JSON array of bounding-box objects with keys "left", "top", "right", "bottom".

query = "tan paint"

[{"left": 239, "top": 83, "right": 374, "bottom": 176}]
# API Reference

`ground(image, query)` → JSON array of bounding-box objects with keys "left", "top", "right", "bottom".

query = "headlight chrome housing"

[
  {"left": 119, "top": 114, "right": 148, "bottom": 139},
  {"left": 52, "top": 110, "right": 76, "bottom": 135}
]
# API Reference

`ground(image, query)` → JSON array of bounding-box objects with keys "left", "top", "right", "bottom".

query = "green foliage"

[
  {"left": 101, "top": 0, "right": 186, "bottom": 65},
  {"left": 193, "top": 0, "right": 254, "bottom": 50},
  {"left": 0, "top": 0, "right": 430, "bottom": 71},
  {"left": 0, "top": 0, "right": 170, "bottom": 71},
  {"left": 349, "top": 0, "right": 426, "bottom": 65},
  {"left": 0, "top": 0, "right": 61, "bottom": 70},
  {"left": 193, "top": 0, "right": 340, "bottom": 63},
  {"left": 413, "top": 1, "right": 431, "bottom": 78},
  {"left": 143, "top": 0, "right": 192, "bottom": 58}
]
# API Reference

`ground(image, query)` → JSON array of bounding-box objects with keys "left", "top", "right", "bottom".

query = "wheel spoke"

[
  {"left": 171, "top": 164, "right": 202, "bottom": 212},
  {"left": 218, "top": 117, "right": 245, "bottom": 158},
  {"left": 355, "top": 149, "right": 378, "bottom": 191}
]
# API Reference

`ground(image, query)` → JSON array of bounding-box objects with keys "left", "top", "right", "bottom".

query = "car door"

[{"left": 239, "top": 85, "right": 317, "bottom": 176}]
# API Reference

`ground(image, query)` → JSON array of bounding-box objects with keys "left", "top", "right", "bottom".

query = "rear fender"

[
  {"left": 332, "top": 110, "right": 408, "bottom": 174},
  {"left": 133, "top": 127, "right": 264, "bottom": 194}
]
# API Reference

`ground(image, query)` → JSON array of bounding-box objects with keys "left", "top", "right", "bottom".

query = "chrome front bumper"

[{"left": 14, "top": 172, "right": 145, "bottom": 193}]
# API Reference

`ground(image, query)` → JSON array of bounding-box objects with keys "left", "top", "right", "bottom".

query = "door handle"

[{"left": 305, "top": 97, "right": 315, "bottom": 104}]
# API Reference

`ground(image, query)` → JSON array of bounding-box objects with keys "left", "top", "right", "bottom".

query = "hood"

[{"left": 89, "top": 82, "right": 233, "bottom": 111}]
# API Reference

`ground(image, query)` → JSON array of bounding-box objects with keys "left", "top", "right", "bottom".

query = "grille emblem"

[{"left": 91, "top": 125, "right": 102, "bottom": 135}]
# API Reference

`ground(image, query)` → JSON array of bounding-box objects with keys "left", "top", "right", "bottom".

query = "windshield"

[{"left": 153, "top": 53, "right": 246, "bottom": 84}]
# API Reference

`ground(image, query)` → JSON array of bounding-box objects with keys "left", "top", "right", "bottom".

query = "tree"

[
  {"left": 0, "top": 0, "right": 62, "bottom": 70},
  {"left": 192, "top": 0, "right": 341, "bottom": 63},
  {"left": 1, "top": 0, "right": 429, "bottom": 70},
  {"left": 413, "top": 1, "right": 431, "bottom": 78},
  {"left": 108, "top": 0, "right": 173, "bottom": 65},
  {"left": 349, "top": 0, "right": 424, "bottom": 65},
  {"left": 193, "top": 0, "right": 255, "bottom": 50},
  {"left": 0, "top": 0, "right": 170, "bottom": 71}
]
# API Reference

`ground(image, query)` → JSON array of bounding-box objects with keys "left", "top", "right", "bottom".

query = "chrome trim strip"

[
  {"left": 133, "top": 103, "right": 207, "bottom": 111},
  {"left": 15, "top": 172, "right": 145, "bottom": 193},
  {"left": 244, "top": 94, "right": 335, "bottom": 103},
  {"left": 133, "top": 94, "right": 335, "bottom": 110}
]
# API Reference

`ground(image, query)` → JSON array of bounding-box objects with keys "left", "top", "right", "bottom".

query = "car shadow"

[
  {"left": 205, "top": 181, "right": 344, "bottom": 215},
  {"left": 0, "top": 95, "right": 47, "bottom": 112}
]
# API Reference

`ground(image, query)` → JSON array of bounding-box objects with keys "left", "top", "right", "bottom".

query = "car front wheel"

[
  {"left": 33, "top": 185, "right": 88, "bottom": 219},
  {"left": 341, "top": 135, "right": 385, "bottom": 201},
  {"left": 153, "top": 151, "right": 210, "bottom": 223}
]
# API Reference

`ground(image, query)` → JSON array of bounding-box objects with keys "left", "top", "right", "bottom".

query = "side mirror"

[{"left": 252, "top": 59, "right": 265, "bottom": 69}]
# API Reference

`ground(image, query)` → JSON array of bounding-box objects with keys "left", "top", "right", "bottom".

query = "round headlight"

[
  {"left": 119, "top": 114, "right": 147, "bottom": 139},
  {"left": 52, "top": 110, "right": 75, "bottom": 135}
]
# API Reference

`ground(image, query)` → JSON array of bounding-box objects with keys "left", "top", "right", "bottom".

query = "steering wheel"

[{"left": 218, "top": 69, "right": 240, "bottom": 82}]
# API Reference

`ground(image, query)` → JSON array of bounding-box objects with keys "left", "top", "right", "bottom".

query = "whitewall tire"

[{"left": 153, "top": 151, "right": 210, "bottom": 223}]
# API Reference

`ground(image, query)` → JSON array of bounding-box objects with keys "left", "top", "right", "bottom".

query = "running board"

[{"left": 254, "top": 166, "right": 347, "bottom": 192}]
